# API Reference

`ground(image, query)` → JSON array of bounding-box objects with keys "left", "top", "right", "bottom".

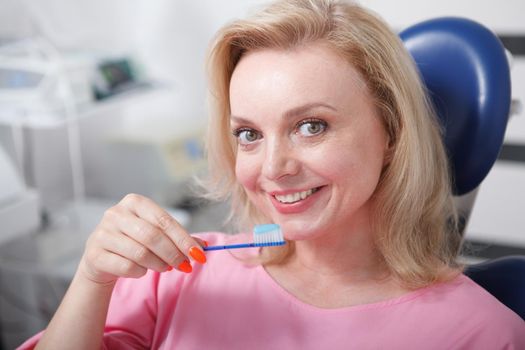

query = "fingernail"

[
  {"left": 166, "top": 265, "right": 173, "bottom": 272},
  {"left": 177, "top": 260, "right": 192, "bottom": 273},
  {"left": 189, "top": 246, "right": 207, "bottom": 264},
  {"left": 202, "top": 240, "right": 209, "bottom": 247}
]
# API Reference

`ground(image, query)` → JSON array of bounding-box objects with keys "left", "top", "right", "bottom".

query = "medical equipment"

[
  {"left": 0, "top": 37, "right": 94, "bottom": 128},
  {"left": 400, "top": 17, "right": 525, "bottom": 320},
  {"left": 0, "top": 38, "right": 197, "bottom": 212},
  {"left": 0, "top": 144, "right": 40, "bottom": 245},
  {"left": 0, "top": 37, "right": 95, "bottom": 213}
]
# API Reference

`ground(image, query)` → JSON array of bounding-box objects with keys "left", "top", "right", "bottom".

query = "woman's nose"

[{"left": 261, "top": 137, "right": 300, "bottom": 180}]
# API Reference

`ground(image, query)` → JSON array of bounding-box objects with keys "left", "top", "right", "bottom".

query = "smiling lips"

[
  {"left": 273, "top": 187, "right": 321, "bottom": 204},
  {"left": 269, "top": 186, "right": 323, "bottom": 214}
]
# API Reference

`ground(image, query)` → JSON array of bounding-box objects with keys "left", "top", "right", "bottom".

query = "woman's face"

[{"left": 229, "top": 43, "right": 388, "bottom": 241}]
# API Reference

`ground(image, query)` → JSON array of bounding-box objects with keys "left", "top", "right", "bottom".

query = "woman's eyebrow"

[
  {"left": 283, "top": 102, "right": 337, "bottom": 119},
  {"left": 229, "top": 115, "right": 253, "bottom": 125},
  {"left": 230, "top": 102, "right": 337, "bottom": 123}
]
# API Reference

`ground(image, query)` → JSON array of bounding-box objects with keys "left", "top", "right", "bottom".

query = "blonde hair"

[{"left": 203, "top": 0, "right": 462, "bottom": 288}]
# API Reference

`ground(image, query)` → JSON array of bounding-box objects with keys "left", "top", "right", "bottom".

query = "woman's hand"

[{"left": 78, "top": 193, "right": 206, "bottom": 285}]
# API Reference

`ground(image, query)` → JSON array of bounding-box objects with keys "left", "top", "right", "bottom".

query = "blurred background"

[{"left": 0, "top": 0, "right": 524, "bottom": 348}]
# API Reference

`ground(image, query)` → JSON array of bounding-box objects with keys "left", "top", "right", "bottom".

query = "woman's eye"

[
  {"left": 297, "top": 120, "right": 327, "bottom": 136},
  {"left": 234, "top": 129, "right": 261, "bottom": 145}
]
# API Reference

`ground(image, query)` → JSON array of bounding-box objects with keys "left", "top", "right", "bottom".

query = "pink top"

[{"left": 19, "top": 232, "right": 525, "bottom": 349}]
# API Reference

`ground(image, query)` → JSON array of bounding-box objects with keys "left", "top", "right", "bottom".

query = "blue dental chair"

[{"left": 400, "top": 18, "right": 525, "bottom": 321}]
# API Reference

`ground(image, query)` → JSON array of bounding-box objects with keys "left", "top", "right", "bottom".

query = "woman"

[{"left": 22, "top": 0, "right": 524, "bottom": 349}]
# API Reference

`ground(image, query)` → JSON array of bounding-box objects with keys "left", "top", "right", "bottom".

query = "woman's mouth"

[
  {"left": 269, "top": 186, "right": 324, "bottom": 214},
  {"left": 272, "top": 187, "right": 322, "bottom": 204}
]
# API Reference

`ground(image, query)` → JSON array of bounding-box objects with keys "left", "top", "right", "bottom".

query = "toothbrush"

[{"left": 203, "top": 224, "right": 286, "bottom": 251}]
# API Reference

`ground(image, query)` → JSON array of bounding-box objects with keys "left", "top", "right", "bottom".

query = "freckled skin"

[{"left": 229, "top": 43, "right": 388, "bottom": 243}]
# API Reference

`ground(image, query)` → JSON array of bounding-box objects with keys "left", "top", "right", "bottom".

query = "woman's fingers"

[
  {"left": 119, "top": 194, "right": 207, "bottom": 264},
  {"left": 85, "top": 247, "right": 148, "bottom": 280},
  {"left": 98, "top": 229, "right": 171, "bottom": 272},
  {"left": 107, "top": 206, "right": 182, "bottom": 268},
  {"left": 81, "top": 230, "right": 149, "bottom": 284},
  {"left": 80, "top": 194, "right": 207, "bottom": 285}
]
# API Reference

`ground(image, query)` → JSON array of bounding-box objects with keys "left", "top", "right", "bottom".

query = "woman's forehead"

[{"left": 229, "top": 43, "right": 370, "bottom": 118}]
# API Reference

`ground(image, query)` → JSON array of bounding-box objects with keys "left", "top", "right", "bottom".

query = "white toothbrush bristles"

[{"left": 253, "top": 224, "right": 285, "bottom": 247}]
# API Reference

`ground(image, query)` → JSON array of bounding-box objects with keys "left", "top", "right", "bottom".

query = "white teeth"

[{"left": 275, "top": 188, "right": 316, "bottom": 204}]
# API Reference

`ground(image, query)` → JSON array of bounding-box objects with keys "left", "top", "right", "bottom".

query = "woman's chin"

[{"left": 279, "top": 223, "right": 324, "bottom": 242}]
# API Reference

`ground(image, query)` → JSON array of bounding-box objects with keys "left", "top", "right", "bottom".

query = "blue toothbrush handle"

[
  {"left": 203, "top": 241, "right": 285, "bottom": 251},
  {"left": 203, "top": 243, "right": 256, "bottom": 251}
]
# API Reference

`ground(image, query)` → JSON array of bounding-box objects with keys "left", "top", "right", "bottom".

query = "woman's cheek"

[{"left": 235, "top": 154, "right": 259, "bottom": 192}]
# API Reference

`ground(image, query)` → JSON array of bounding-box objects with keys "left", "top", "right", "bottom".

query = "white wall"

[
  {"left": 130, "top": 0, "right": 269, "bottom": 124},
  {"left": 364, "top": 0, "right": 525, "bottom": 33}
]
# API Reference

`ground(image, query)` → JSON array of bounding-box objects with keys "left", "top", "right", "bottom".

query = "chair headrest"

[{"left": 400, "top": 18, "right": 511, "bottom": 195}]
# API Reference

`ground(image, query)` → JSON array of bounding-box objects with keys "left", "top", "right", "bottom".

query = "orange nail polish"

[
  {"left": 178, "top": 260, "right": 192, "bottom": 273},
  {"left": 189, "top": 246, "right": 207, "bottom": 264},
  {"left": 202, "top": 240, "right": 209, "bottom": 247}
]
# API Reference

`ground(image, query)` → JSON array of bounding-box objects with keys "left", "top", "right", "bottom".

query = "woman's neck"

[
  {"left": 264, "top": 212, "right": 409, "bottom": 308},
  {"left": 288, "top": 231, "right": 388, "bottom": 284}
]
